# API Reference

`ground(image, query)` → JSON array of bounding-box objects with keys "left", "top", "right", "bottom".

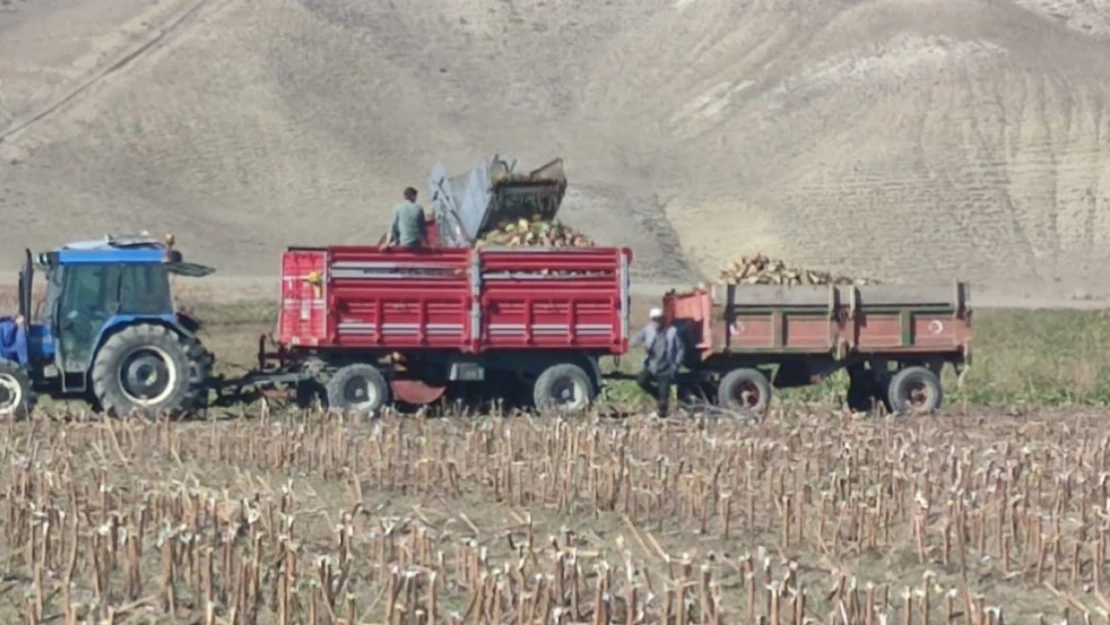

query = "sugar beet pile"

[
  {"left": 480, "top": 216, "right": 876, "bottom": 286},
  {"left": 718, "top": 254, "right": 878, "bottom": 286},
  {"left": 477, "top": 216, "right": 593, "bottom": 248}
]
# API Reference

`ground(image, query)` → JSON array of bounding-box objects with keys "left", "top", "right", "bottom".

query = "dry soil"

[{"left": 3, "top": 0, "right": 1110, "bottom": 304}]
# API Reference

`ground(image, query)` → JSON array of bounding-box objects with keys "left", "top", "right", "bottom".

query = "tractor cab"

[{"left": 1, "top": 233, "right": 215, "bottom": 417}]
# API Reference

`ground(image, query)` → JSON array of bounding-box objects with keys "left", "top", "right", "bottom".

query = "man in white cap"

[{"left": 631, "top": 306, "right": 685, "bottom": 418}]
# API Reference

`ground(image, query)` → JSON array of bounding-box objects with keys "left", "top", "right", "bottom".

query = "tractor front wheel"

[
  {"left": 0, "top": 360, "right": 35, "bottom": 420},
  {"left": 91, "top": 324, "right": 194, "bottom": 419}
]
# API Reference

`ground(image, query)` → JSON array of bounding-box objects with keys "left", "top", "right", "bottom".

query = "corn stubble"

[{"left": 0, "top": 408, "right": 1105, "bottom": 624}]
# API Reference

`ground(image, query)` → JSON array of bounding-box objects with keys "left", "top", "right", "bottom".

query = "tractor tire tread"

[
  {"left": 183, "top": 335, "right": 215, "bottom": 411},
  {"left": 0, "top": 360, "right": 36, "bottom": 420},
  {"left": 91, "top": 324, "right": 195, "bottom": 419}
]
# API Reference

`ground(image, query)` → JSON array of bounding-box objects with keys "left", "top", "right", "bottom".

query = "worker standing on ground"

[
  {"left": 633, "top": 307, "right": 684, "bottom": 418},
  {"left": 384, "top": 187, "right": 427, "bottom": 249}
]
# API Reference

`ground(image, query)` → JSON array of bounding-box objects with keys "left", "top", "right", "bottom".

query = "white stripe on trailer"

[
  {"left": 338, "top": 328, "right": 463, "bottom": 336},
  {"left": 332, "top": 260, "right": 467, "bottom": 270},
  {"left": 337, "top": 322, "right": 464, "bottom": 329}
]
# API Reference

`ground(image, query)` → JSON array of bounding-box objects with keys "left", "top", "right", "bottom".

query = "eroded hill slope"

[{"left": 1, "top": 0, "right": 1109, "bottom": 299}]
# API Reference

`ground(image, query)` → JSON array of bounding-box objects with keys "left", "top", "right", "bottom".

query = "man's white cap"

[{"left": 649, "top": 307, "right": 664, "bottom": 320}]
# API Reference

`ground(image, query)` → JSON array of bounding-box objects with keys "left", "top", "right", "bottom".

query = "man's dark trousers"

[{"left": 637, "top": 368, "right": 674, "bottom": 417}]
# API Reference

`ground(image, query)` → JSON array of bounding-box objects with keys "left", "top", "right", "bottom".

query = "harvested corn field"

[
  {"left": 0, "top": 407, "right": 1106, "bottom": 624},
  {"left": 719, "top": 255, "right": 877, "bottom": 287}
]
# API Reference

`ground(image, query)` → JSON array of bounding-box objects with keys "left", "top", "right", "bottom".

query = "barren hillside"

[{"left": 2, "top": 0, "right": 1110, "bottom": 300}]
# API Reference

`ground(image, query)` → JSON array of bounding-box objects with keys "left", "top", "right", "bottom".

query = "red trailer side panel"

[
  {"left": 480, "top": 248, "right": 629, "bottom": 351},
  {"left": 328, "top": 247, "right": 472, "bottom": 349},
  {"left": 665, "top": 288, "right": 713, "bottom": 351},
  {"left": 664, "top": 283, "right": 971, "bottom": 358},
  {"left": 278, "top": 249, "right": 329, "bottom": 346},
  {"left": 276, "top": 246, "right": 632, "bottom": 354}
]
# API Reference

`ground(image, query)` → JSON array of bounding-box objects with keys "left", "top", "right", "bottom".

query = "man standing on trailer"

[
  {"left": 633, "top": 307, "right": 684, "bottom": 418},
  {"left": 384, "top": 187, "right": 427, "bottom": 249}
]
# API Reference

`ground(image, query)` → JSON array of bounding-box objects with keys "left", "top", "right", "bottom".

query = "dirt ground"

[
  {"left": 0, "top": 404, "right": 1106, "bottom": 624},
  {"left": 4, "top": 0, "right": 1110, "bottom": 301}
]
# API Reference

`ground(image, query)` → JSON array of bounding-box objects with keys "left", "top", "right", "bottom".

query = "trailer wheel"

[
  {"left": 887, "top": 366, "right": 943, "bottom": 415},
  {"left": 717, "top": 368, "right": 771, "bottom": 415},
  {"left": 533, "top": 363, "right": 593, "bottom": 413},
  {"left": 91, "top": 324, "right": 193, "bottom": 419},
  {"left": 326, "top": 364, "right": 390, "bottom": 418},
  {"left": 0, "top": 360, "right": 35, "bottom": 420}
]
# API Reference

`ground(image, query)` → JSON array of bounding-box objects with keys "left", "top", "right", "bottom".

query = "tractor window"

[
  {"left": 57, "top": 264, "right": 119, "bottom": 372},
  {"left": 55, "top": 263, "right": 172, "bottom": 372},
  {"left": 61, "top": 265, "right": 117, "bottom": 315},
  {"left": 119, "top": 264, "right": 171, "bottom": 315},
  {"left": 40, "top": 266, "right": 65, "bottom": 324}
]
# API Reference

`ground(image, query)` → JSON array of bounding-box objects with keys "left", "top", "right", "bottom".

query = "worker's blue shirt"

[{"left": 633, "top": 322, "right": 684, "bottom": 376}]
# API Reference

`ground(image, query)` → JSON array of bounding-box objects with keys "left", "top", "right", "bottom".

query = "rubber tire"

[
  {"left": 325, "top": 363, "right": 390, "bottom": 418},
  {"left": 717, "top": 368, "right": 772, "bottom": 414},
  {"left": 533, "top": 363, "right": 594, "bottom": 413},
  {"left": 91, "top": 324, "right": 194, "bottom": 420},
  {"left": 0, "top": 360, "right": 35, "bottom": 420},
  {"left": 887, "top": 366, "right": 943, "bottom": 415},
  {"left": 184, "top": 336, "right": 215, "bottom": 411}
]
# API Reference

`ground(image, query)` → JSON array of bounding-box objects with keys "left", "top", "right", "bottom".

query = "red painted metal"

[
  {"left": 278, "top": 250, "right": 328, "bottom": 347},
  {"left": 390, "top": 379, "right": 447, "bottom": 405},
  {"left": 276, "top": 246, "right": 632, "bottom": 355},
  {"left": 424, "top": 217, "right": 441, "bottom": 247},
  {"left": 664, "top": 285, "right": 972, "bottom": 358},
  {"left": 666, "top": 288, "right": 714, "bottom": 351}
]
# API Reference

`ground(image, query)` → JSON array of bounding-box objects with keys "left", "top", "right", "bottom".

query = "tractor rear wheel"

[
  {"left": 0, "top": 360, "right": 34, "bottom": 420},
  {"left": 91, "top": 324, "right": 194, "bottom": 419},
  {"left": 183, "top": 336, "right": 215, "bottom": 411}
]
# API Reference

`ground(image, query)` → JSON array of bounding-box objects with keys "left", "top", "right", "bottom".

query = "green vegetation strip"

[{"left": 190, "top": 300, "right": 1110, "bottom": 407}]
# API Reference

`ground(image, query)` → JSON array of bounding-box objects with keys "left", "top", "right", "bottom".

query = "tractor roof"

[
  {"left": 43, "top": 233, "right": 215, "bottom": 276},
  {"left": 60, "top": 233, "right": 170, "bottom": 252},
  {"left": 54, "top": 234, "right": 171, "bottom": 264}
]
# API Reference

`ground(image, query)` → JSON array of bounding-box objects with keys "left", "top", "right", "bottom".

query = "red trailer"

[
  {"left": 261, "top": 244, "right": 632, "bottom": 415},
  {"left": 664, "top": 282, "right": 972, "bottom": 414}
]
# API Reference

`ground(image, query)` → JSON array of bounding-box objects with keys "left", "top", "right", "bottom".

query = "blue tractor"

[{"left": 0, "top": 234, "right": 216, "bottom": 419}]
